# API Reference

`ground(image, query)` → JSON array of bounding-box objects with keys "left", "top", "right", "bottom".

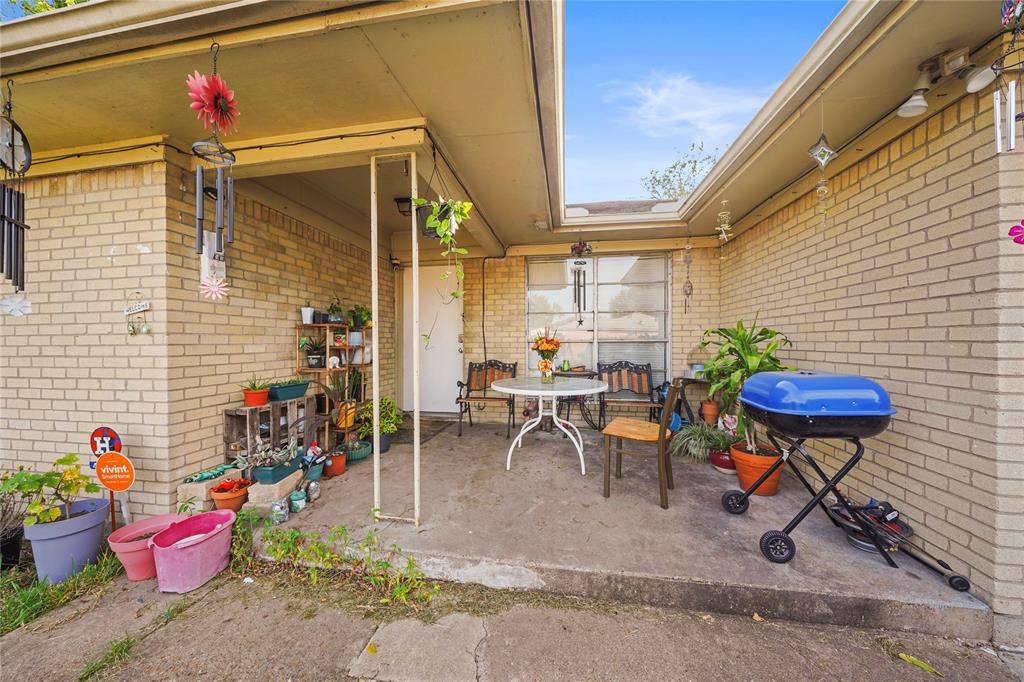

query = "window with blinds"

[{"left": 525, "top": 253, "right": 670, "bottom": 385}]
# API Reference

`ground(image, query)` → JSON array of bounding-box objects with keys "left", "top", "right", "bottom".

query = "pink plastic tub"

[
  {"left": 107, "top": 513, "right": 185, "bottom": 581},
  {"left": 149, "top": 509, "right": 236, "bottom": 593}
]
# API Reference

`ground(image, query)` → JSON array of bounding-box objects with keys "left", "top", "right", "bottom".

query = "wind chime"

[
  {"left": 994, "top": 0, "right": 1024, "bottom": 153},
  {"left": 569, "top": 237, "right": 592, "bottom": 327},
  {"left": 1, "top": 80, "right": 31, "bottom": 293},
  {"left": 682, "top": 222, "right": 694, "bottom": 314},
  {"left": 187, "top": 43, "right": 240, "bottom": 280},
  {"left": 808, "top": 91, "right": 837, "bottom": 227},
  {"left": 716, "top": 200, "right": 732, "bottom": 260}
]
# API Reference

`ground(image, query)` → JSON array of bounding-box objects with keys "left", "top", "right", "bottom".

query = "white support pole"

[
  {"left": 410, "top": 150, "right": 421, "bottom": 526},
  {"left": 370, "top": 156, "right": 381, "bottom": 516}
]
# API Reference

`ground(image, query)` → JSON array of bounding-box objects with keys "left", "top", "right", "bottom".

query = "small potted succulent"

[
  {"left": 8, "top": 455, "right": 109, "bottom": 583},
  {"left": 356, "top": 397, "right": 404, "bottom": 453},
  {"left": 241, "top": 376, "right": 271, "bottom": 407},
  {"left": 268, "top": 376, "right": 310, "bottom": 402},
  {"left": 0, "top": 469, "right": 29, "bottom": 570},
  {"left": 210, "top": 477, "right": 252, "bottom": 512},
  {"left": 235, "top": 437, "right": 299, "bottom": 485},
  {"left": 299, "top": 335, "right": 327, "bottom": 368}
]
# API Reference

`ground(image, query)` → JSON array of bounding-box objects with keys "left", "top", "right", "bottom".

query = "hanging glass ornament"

[{"left": 808, "top": 133, "right": 837, "bottom": 171}]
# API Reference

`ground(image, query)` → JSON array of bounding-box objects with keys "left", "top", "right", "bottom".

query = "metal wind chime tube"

[
  {"left": 194, "top": 166, "right": 204, "bottom": 254},
  {"left": 1, "top": 80, "right": 31, "bottom": 293},
  {"left": 993, "top": 4, "right": 1024, "bottom": 155}
]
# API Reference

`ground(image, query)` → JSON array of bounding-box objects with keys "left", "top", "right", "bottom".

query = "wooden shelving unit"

[{"left": 295, "top": 323, "right": 371, "bottom": 449}]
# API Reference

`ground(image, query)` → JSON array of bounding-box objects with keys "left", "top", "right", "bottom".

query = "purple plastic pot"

[
  {"left": 107, "top": 514, "right": 185, "bottom": 581},
  {"left": 149, "top": 509, "right": 235, "bottom": 594},
  {"left": 24, "top": 497, "right": 110, "bottom": 584}
]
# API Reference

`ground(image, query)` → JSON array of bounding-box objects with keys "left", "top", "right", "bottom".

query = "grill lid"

[{"left": 740, "top": 371, "right": 896, "bottom": 417}]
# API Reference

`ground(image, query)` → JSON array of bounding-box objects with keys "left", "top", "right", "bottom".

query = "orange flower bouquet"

[{"left": 531, "top": 330, "right": 560, "bottom": 383}]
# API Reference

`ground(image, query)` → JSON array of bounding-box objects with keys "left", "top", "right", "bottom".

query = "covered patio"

[{"left": 269, "top": 422, "right": 991, "bottom": 641}]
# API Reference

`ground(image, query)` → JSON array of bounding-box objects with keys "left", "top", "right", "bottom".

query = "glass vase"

[{"left": 541, "top": 369, "right": 554, "bottom": 384}]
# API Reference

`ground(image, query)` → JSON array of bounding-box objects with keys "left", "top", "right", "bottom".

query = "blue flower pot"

[{"left": 24, "top": 498, "right": 110, "bottom": 584}]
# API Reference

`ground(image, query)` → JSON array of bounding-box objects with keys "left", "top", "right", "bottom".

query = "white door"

[{"left": 402, "top": 266, "right": 464, "bottom": 414}]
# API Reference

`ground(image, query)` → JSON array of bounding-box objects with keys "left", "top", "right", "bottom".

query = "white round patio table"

[{"left": 490, "top": 376, "right": 608, "bottom": 475}]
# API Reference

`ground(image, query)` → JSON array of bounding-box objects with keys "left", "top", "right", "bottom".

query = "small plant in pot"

[
  {"left": 0, "top": 469, "right": 29, "bottom": 570},
  {"left": 299, "top": 335, "right": 327, "bottom": 368},
  {"left": 234, "top": 437, "right": 299, "bottom": 485},
  {"left": 327, "top": 295, "right": 345, "bottom": 323},
  {"left": 668, "top": 422, "right": 720, "bottom": 463},
  {"left": 412, "top": 197, "right": 472, "bottom": 301},
  {"left": 7, "top": 455, "right": 109, "bottom": 583},
  {"left": 347, "top": 304, "right": 372, "bottom": 346},
  {"left": 210, "top": 477, "right": 252, "bottom": 513},
  {"left": 268, "top": 375, "right": 310, "bottom": 402},
  {"left": 702, "top": 317, "right": 791, "bottom": 495},
  {"left": 356, "top": 397, "right": 404, "bottom": 453},
  {"left": 241, "top": 376, "right": 271, "bottom": 406},
  {"left": 708, "top": 427, "right": 741, "bottom": 474}
]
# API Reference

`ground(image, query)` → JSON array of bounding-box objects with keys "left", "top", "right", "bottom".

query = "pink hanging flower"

[
  {"left": 199, "top": 277, "right": 230, "bottom": 300},
  {"left": 186, "top": 70, "right": 239, "bottom": 134}
]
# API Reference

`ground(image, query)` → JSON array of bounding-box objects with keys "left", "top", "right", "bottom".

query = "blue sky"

[{"left": 564, "top": 0, "right": 843, "bottom": 204}]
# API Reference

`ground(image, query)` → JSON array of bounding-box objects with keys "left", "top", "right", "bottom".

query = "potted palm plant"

[
  {"left": 8, "top": 455, "right": 109, "bottom": 583},
  {"left": 701, "top": 317, "right": 792, "bottom": 495},
  {"left": 356, "top": 397, "right": 404, "bottom": 453}
]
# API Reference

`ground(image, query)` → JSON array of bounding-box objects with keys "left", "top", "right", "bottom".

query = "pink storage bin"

[
  {"left": 149, "top": 509, "right": 235, "bottom": 593},
  {"left": 107, "top": 513, "right": 185, "bottom": 581}
]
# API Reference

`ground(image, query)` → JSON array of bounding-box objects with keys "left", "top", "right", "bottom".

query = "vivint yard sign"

[{"left": 89, "top": 426, "right": 135, "bottom": 492}]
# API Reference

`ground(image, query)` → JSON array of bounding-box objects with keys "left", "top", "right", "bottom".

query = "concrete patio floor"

[{"left": 274, "top": 421, "right": 991, "bottom": 640}]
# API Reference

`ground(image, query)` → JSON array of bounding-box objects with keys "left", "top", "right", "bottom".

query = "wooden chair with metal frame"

[
  {"left": 596, "top": 360, "right": 660, "bottom": 427},
  {"left": 601, "top": 377, "right": 683, "bottom": 509},
  {"left": 456, "top": 360, "right": 518, "bottom": 438}
]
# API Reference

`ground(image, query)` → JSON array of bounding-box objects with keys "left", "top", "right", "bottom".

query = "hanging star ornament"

[
  {"left": 199, "top": 277, "right": 230, "bottom": 300},
  {"left": 808, "top": 134, "right": 837, "bottom": 171},
  {"left": 0, "top": 295, "right": 31, "bottom": 316}
]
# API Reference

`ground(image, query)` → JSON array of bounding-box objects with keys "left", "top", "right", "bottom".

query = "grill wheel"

[
  {"left": 721, "top": 490, "right": 749, "bottom": 515},
  {"left": 760, "top": 530, "right": 796, "bottom": 563}
]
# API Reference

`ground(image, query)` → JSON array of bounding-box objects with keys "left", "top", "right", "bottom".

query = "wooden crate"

[{"left": 223, "top": 395, "right": 317, "bottom": 462}]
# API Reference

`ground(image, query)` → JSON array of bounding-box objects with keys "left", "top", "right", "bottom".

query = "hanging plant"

[{"left": 411, "top": 197, "right": 472, "bottom": 299}]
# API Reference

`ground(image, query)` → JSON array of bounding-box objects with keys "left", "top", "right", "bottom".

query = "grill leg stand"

[
  {"left": 766, "top": 435, "right": 840, "bottom": 527},
  {"left": 734, "top": 450, "right": 788, "bottom": 503}
]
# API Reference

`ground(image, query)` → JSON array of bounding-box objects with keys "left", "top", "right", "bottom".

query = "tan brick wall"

[
  {"left": 1, "top": 164, "right": 174, "bottom": 514},
  {"left": 162, "top": 161, "right": 396, "bottom": 506},
  {"left": 1, "top": 161, "right": 396, "bottom": 519},
  {"left": 719, "top": 90, "right": 1024, "bottom": 642}
]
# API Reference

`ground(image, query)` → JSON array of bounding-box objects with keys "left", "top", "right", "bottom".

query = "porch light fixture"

[
  {"left": 896, "top": 70, "right": 934, "bottom": 118},
  {"left": 394, "top": 197, "right": 412, "bottom": 217},
  {"left": 964, "top": 64, "right": 997, "bottom": 94}
]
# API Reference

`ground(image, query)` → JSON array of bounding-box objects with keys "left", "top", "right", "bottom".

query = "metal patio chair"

[
  {"left": 597, "top": 360, "right": 660, "bottom": 427},
  {"left": 456, "top": 359, "right": 517, "bottom": 438}
]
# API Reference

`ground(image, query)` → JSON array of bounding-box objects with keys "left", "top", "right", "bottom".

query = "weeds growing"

[
  {"left": 76, "top": 635, "right": 136, "bottom": 681},
  {"left": 0, "top": 551, "right": 123, "bottom": 635}
]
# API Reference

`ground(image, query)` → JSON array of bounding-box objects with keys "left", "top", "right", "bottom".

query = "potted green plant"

[
  {"left": 327, "top": 295, "right": 345, "bottom": 323},
  {"left": 708, "top": 428, "right": 740, "bottom": 474},
  {"left": 7, "top": 455, "right": 109, "bottom": 583},
  {"left": 240, "top": 375, "right": 271, "bottom": 407},
  {"left": 412, "top": 197, "right": 472, "bottom": 300},
  {"left": 668, "top": 422, "right": 720, "bottom": 463},
  {"left": 0, "top": 469, "right": 29, "bottom": 570},
  {"left": 356, "top": 397, "right": 404, "bottom": 453},
  {"left": 268, "top": 376, "right": 310, "bottom": 402},
  {"left": 210, "top": 477, "right": 252, "bottom": 512},
  {"left": 701, "top": 317, "right": 791, "bottom": 495},
  {"left": 299, "top": 335, "right": 327, "bottom": 368},
  {"left": 347, "top": 304, "right": 372, "bottom": 346},
  {"left": 234, "top": 437, "right": 300, "bottom": 484}
]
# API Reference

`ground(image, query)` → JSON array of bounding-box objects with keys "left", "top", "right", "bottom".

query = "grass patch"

[
  {"left": 76, "top": 635, "right": 135, "bottom": 681},
  {"left": 0, "top": 551, "right": 123, "bottom": 635}
]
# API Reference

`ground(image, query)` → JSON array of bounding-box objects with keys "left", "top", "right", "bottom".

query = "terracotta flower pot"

[
  {"left": 211, "top": 486, "right": 250, "bottom": 512},
  {"left": 731, "top": 443, "right": 783, "bottom": 496},
  {"left": 242, "top": 389, "right": 269, "bottom": 407},
  {"left": 700, "top": 400, "right": 719, "bottom": 425},
  {"left": 324, "top": 451, "right": 347, "bottom": 477}
]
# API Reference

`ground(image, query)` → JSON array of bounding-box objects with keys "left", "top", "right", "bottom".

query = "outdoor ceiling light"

[
  {"left": 897, "top": 70, "right": 934, "bottom": 118},
  {"left": 394, "top": 197, "right": 412, "bottom": 217},
  {"left": 964, "top": 64, "right": 997, "bottom": 93}
]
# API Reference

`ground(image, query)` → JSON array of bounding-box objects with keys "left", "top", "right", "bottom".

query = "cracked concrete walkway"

[{"left": 1, "top": 574, "right": 1018, "bottom": 682}]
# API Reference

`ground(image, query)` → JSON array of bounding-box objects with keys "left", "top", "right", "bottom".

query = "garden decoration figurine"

[
  {"left": 188, "top": 42, "right": 239, "bottom": 262},
  {"left": 531, "top": 329, "right": 561, "bottom": 383}
]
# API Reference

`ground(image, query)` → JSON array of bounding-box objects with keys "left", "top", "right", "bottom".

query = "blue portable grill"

[{"left": 721, "top": 371, "right": 898, "bottom": 565}]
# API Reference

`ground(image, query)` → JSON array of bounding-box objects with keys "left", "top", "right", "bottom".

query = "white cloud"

[{"left": 605, "top": 72, "right": 773, "bottom": 144}]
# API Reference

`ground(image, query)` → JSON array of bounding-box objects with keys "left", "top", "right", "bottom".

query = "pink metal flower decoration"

[
  {"left": 199, "top": 277, "right": 230, "bottom": 300},
  {"left": 186, "top": 70, "right": 239, "bottom": 134}
]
